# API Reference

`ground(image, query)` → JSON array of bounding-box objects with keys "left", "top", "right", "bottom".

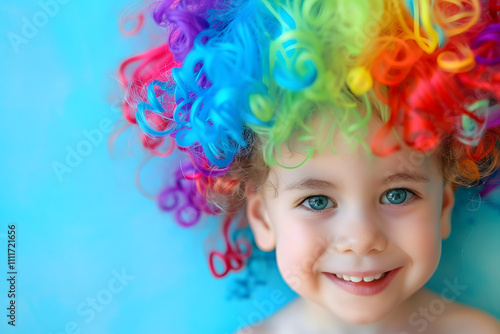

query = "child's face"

[{"left": 247, "top": 117, "right": 456, "bottom": 324}]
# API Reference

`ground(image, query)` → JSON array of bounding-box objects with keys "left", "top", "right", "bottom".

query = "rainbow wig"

[{"left": 118, "top": 0, "right": 500, "bottom": 278}]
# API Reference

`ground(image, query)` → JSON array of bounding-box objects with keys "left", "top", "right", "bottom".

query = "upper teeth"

[{"left": 335, "top": 273, "right": 384, "bottom": 282}]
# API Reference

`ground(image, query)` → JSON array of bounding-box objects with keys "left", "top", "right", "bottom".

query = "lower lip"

[{"left": 323, "top": 267, "right": 402, "bottom": 296}]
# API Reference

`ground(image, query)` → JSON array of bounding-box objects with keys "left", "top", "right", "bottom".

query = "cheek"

[
  {"left": 390, "top": 210, "right": 443, "bottom": 273},
  {"left": 276, "top": 224, "right": 313, "bottom": 269},
  {"left": 274, "top": 217, "right": 325, "bottom": 291},
  {"left": 407, "top": 231, "right": 442, "bottom": 271}
]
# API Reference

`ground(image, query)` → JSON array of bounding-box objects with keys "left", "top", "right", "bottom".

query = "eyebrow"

[
  {"left": 284, "top": 178, "right": 337, "bottom": 191},
  {"left": 283, "top": 170, "right": 430, "bottom": 191},
  {"left": 383, "top": 170, "right": 431, "bottom": 185}
]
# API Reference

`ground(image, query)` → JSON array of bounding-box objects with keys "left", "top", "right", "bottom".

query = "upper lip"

[{"left": 324, "top": 267, "right": 401, "bottom": 277}]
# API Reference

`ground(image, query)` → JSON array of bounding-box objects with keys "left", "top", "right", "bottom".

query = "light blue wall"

[{"left": 0, "top": 1, "right": 499, "bottom": 333}]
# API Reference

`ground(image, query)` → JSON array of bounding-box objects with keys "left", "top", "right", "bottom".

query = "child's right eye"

[{"left": 300, "top": 195, "right": 336, "bottom": 211}]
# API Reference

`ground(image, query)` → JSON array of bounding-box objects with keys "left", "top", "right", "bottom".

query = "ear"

[
  {"left": 440, "top": 181, "right": 456, "bottom": 240},
  {"left": 246, "top": 190, "right": 276, "bottom": 252}
]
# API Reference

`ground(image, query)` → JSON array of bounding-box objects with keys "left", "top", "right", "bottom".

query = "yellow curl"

[
  {"left": 347, "top": 67, "right": 373, "bottom": 95},
  {"left": 437, "top": 44, "right": 475, "bottom": 72}
]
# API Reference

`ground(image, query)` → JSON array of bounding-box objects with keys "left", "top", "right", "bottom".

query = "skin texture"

[{"left": 244, "top": 116, "right": 465, "bottom": 332}]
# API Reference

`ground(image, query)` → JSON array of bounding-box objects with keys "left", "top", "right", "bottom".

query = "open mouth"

[
  {"left": 323, "top": 267, "right": 402, "bottom": 296},
  {"left": 333, "top": 272, "right": 388, "bottom": 283}
]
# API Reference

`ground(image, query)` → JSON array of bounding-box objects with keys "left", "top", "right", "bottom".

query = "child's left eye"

[
  {"left": 300, "top": 195, "right": 336, "bottom": 211},
  {"left": 381, "top": 188, "right": 416, "bottom": 205}
]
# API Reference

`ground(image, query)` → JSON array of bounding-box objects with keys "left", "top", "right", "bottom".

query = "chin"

[{"left": 335, "top": 307, "right": 389, "bottom": 325}]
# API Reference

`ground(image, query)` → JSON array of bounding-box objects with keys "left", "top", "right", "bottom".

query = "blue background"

[{"left": 0, "top": 1, "right": 499, "bottom": 333}]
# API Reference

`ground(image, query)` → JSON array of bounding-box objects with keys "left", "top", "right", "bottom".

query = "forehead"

[{"left": 268, "top": 116, "right": 442, "bottom": 189}]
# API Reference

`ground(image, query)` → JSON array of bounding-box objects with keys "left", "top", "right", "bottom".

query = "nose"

[{"left": 333, "top": 211, "right": 388, "bottom": 255}]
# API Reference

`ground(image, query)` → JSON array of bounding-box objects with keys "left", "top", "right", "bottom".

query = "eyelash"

[{"left": 298, "top": 187, "right": 419, "bottom": 213}]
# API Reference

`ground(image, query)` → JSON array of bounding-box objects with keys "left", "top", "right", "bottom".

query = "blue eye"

[
  {"left": 302, "top": 195, "right": 335, "bottom": 211},
  {"left": 382, "top": 188, "right": 415, "bottom": 205}
]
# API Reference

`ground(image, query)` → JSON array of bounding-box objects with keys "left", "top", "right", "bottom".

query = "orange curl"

[
  {"left": 437, "top": 43, "right": 476, "bottom": 73},
  {"left": 213, "top": 177, "right": 239, "bottom": 195},
  {"left": 370, "top": 38, "right": 422, "bottom": 86},
  {"left": 457, "top": 156, "right": 481, "bottom": 181},
  {"left": 434, "top": 0, "right": 481, "bottom": 36},
  {"left": 466, "top": 127, "right": 500, "bottom": 161},
  {"left": 195, "top": 176, "right": 210, "bottom": 196}
]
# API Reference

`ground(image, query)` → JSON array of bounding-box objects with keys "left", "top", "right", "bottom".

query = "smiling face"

[{"left": 246, "top": 117, "right": 456, "bottom": 325}]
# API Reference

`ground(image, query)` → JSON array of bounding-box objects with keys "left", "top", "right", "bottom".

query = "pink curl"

[
  {"left": 151, "top": 136, "right": 177, "bottom": 157},
  {"left": 119, "top": 13, "right": 145, "bottom": 37},
  {"left": 119, "top": 1, "right": 147, "bottom": 37},
  {"left": 119, "top": 43, "right": 178, "bottom": 124}
]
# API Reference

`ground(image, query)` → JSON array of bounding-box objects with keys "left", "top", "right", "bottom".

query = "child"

[
  {"left": 117, "top": 0, "right": 500, "bottom": 332},
  {"left": 243, "top": 113, "right": 500, "bottom": 333}
]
